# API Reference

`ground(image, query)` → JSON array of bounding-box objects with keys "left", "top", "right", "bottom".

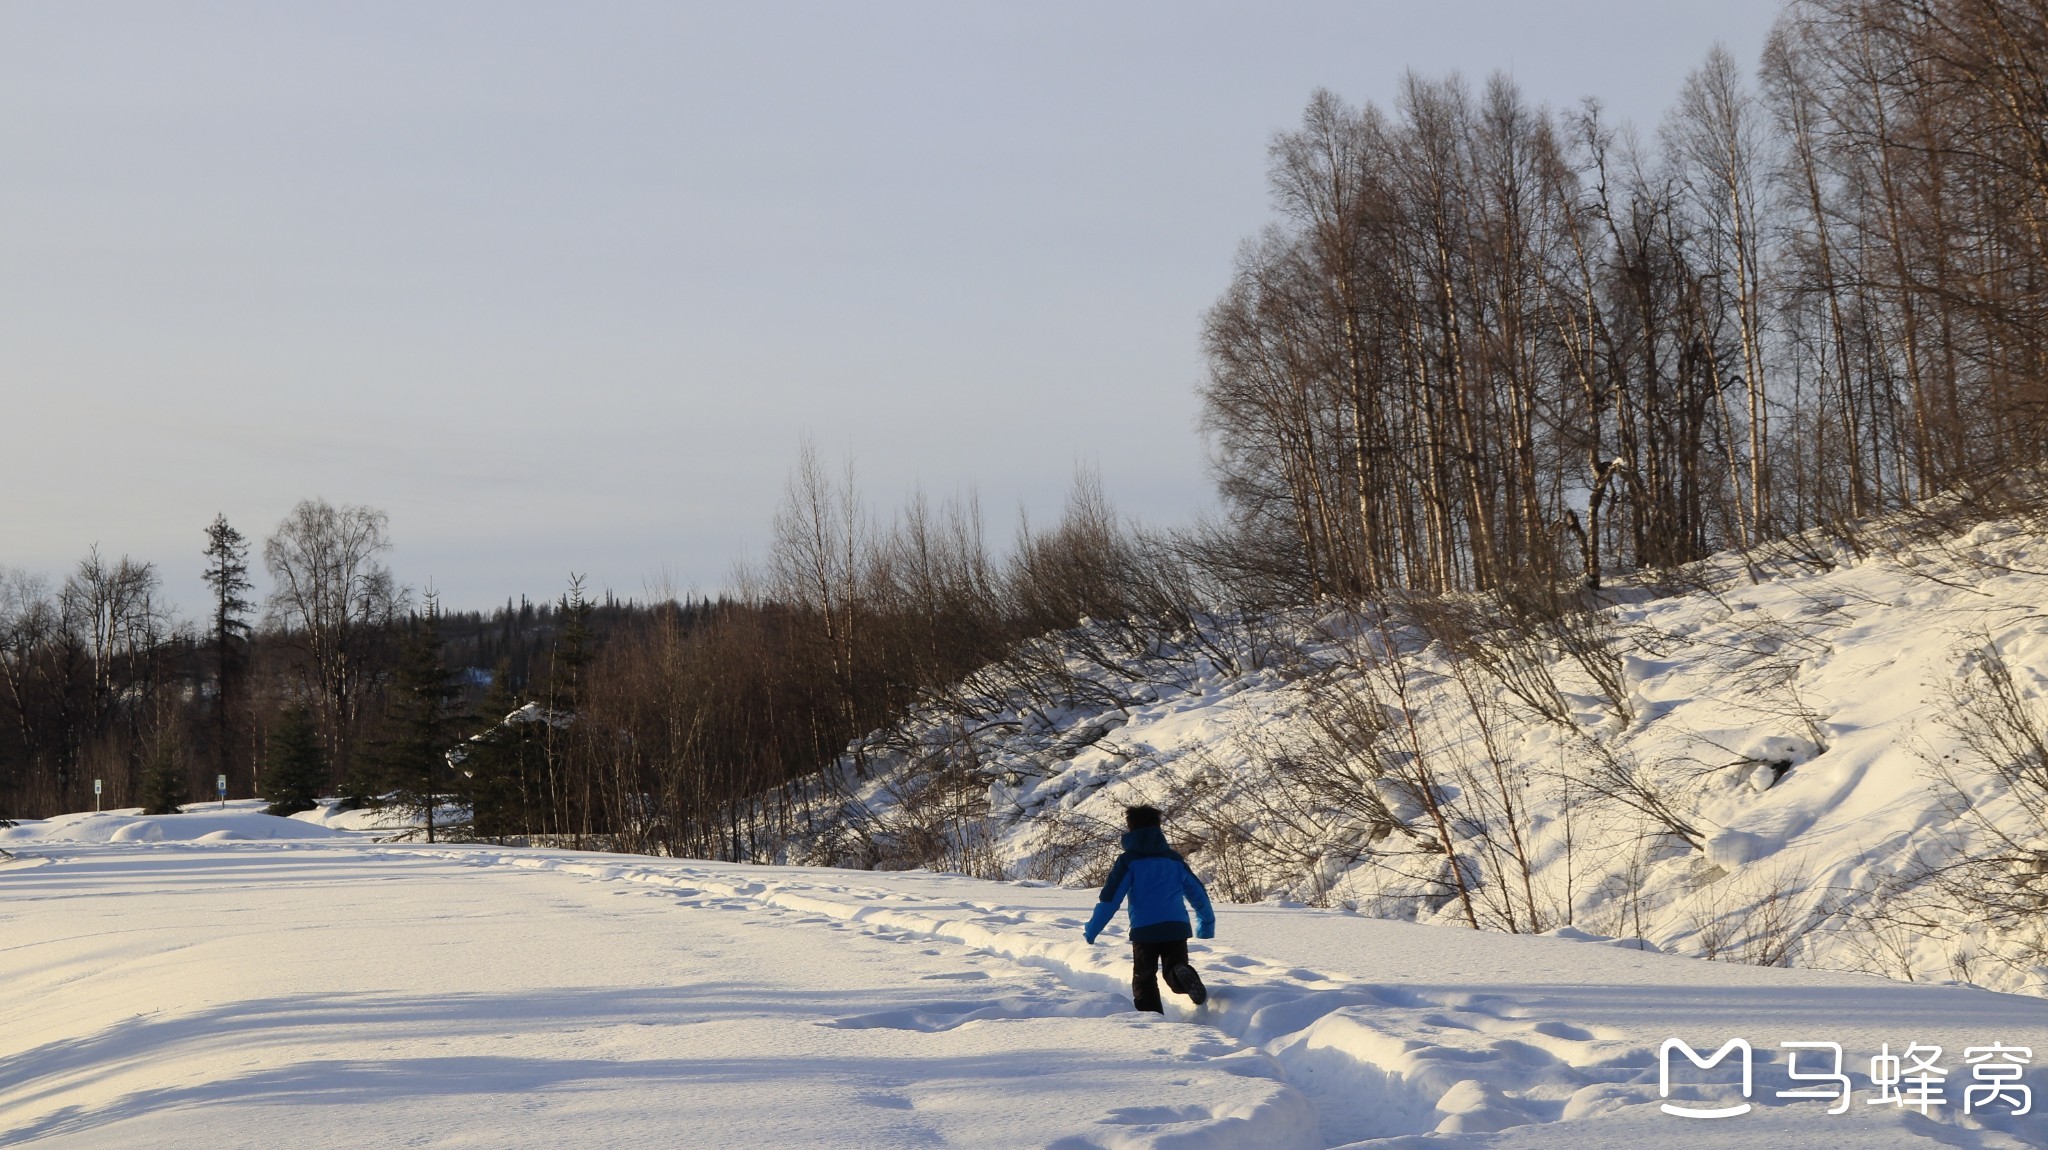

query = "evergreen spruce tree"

[
  {"left": 138, "top": 735, "right": 190, "bottom": 815},
  {"left": 261, "top": 705, "right": 325, "bottom": 816},
  {"left": 335, "top": 754, "right": 385, "bottom": 811},
  {"left": 459, "top": 659, "right": 541, "bottom": 843},
  {"left": 371, "top": 599, "right": 463, "bottom": 842},
  {"left": 201, "top": 515, "right": 254, "bottom": 795},
  {"left": 552, "top": 577, "right": 593, "bottom": 714},
  {"left": 533, "top": 577, "right": 594, "bottom": 837}
]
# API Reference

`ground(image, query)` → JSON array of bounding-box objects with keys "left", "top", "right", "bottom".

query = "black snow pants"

[{"left": 1131, "top": 938, "right": 1192, "bottom": 1013}]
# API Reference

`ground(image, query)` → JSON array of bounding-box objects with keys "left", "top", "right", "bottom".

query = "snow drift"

[{"left": 802, "top": 514, "right": 2048, "bottom": 997}]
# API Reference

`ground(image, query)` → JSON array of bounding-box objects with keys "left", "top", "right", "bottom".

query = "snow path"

[
  {"left": 3, "top": 839, "right": 1310, "bottom": 1150},
  {"left": 397, "top": 846, "right": 2048, "bottom": 1146},
  {"left": 7, "top": 828, "right": 2048, "bottom": 1147}
]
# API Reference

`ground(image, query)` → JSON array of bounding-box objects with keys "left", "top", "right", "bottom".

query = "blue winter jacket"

[{"left": 1083, "top": 826, "right": 1216, "bottom": 944}]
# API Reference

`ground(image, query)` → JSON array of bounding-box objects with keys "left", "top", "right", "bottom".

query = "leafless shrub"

[
  {"left": 1253, "top": 614, "right": 1558, "bottom": 927},
  {"left": 1807, "top": 635, "right": 2048, "bottom": 987},
  {"left": 1412, "top": 596, "right": 1573, "bottom": 725},
  {"left": 1413, "top": 591, "right": 1705, "bottom": 852},
  {"left": 868, "top": 723, "right": 1010, "bottom": 879},
  {"left": 1586, "top": 835, "right": 1665, "bottom": 942},
  {"left": 1685, "top": 862, "right": 1827, "bottom": 967},
  {"left": 1175, "top": 812, "right": 1271, "bottom": 905},
  {"left": 1728, "top": 859, "right": 1826, "bottom": 965},
  {"left": 1910, "top": 640, "right": 2048, "bottom": 968},
  {"left": 1015, "top": 804, "right": 1117, "bottom": 884},
  {"left": 1569, "top": 735, "right": 1706, "bottom": 850},
  {"left": 1802, "top": 852, "right": 1983, "bottom": 986},
  {"left": 1163, "top": 705, "right": 1415, "bottom": 909},
  {"left": 1441, "top": 661, "right": 1554, "bottom": 932}
]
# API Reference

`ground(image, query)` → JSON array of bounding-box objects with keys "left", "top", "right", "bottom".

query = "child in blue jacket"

[{"left": 1082, "top": 804, "right": 1215, "bottom": 1013}]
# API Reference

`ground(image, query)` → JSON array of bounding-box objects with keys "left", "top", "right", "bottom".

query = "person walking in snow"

[{"left": 1082, "top": 804, "right": 1215, "bottom": 1013}]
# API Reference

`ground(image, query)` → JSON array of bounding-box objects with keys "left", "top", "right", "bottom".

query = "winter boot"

[
  {"left": 1170, "top": 963, "right": 1207, "bottom": 1005},
  {"left": 1132, "top": 978, "right": 1164, "bottom": 1013}
]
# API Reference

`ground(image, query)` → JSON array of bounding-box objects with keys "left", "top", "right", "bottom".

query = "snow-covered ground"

[
  {"left": 824, "top": 516, "right": 2048, "bottom": 996},
  {"left": 5, "top": 808, "right": 2045, "bottom": 1147}
]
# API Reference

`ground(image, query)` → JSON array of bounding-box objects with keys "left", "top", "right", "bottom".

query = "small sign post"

[
  {"left": 94, "top": 778, "right": 102, "bottom": 813},
  {"left": 217, "top": 773, "right": 228, "bottom": 809}
]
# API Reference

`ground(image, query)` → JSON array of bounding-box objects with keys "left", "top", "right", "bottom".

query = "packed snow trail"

[
  {"left": 401, "top": 845, "right": 2048, "bottom": 1146},
  {"left": 2, "top": 827, "right": 1311, "bottom": 1150},
  {"left": 5, "top": 814, "right": 2048, "bottom": 1148}
]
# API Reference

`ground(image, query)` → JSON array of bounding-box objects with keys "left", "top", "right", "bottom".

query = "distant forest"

[{"left": 4, "top": 0, "right": 2046, "bottom": 850}]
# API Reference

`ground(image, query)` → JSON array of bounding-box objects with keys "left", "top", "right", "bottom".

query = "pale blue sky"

[{"left": 1, "top": 1, "right": 1787, "bottom": 613}]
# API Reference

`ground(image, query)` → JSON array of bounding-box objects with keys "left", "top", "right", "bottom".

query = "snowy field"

[{"left": 5, "top": 808, "right": 2046, "bottom": 1148}]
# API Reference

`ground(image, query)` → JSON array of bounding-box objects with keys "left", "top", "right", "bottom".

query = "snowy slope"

[
  {"left": 826, "top": 516, "right": 2048, "bottom": 996},
  {"left": 5, "top": 822, "right": 2046, "bottom": 1148}
]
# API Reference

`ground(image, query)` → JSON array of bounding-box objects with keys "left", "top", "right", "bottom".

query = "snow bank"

[
  {"left": 287, "top": 800, "right": 432, "bottom": 835},
  {"left": 807, "top": 513, "right": 2048, "bottom": 997},
  {"left": 2, "top": 804, "right": 353, "bottom": 845}
]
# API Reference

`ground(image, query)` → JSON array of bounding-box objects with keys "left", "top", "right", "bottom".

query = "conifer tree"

[
  {"left": 552, "top": 577, "right": 594, "bottom": 714},
  {"left": 460, "top": 659, "right": 543, "bottom": 842},
  {"left": 532, "top": 578, "right": 593, "bottom": 839},
  {"left": 371, "top": 598, "right": 463, "bottom": 842},
  {"left": 202, "top": 515, "right": 255, "bottom": 793},
  {"left": 334, "top": 762, "right": 381, "bottom": 811},
  {"left": 138, "top": 735, "right": 190, "bottom": 815},
  {"left": 261, "top": 705, "right": 325, "bottom": 816}
]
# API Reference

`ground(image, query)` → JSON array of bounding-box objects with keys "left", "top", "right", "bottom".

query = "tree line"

[
  {"left": 0, "top": 462, "right": 1197, "bottom": 850},
  {"left": 0, "top": 500, "right": 645, "bottom": 824},
  {"left": 1202, "top": 0, "right": 2048, "bottom": 599}
]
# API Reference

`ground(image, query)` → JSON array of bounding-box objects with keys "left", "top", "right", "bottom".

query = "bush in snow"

[
  {"left": 262, "top": 705, "right": 325, "bottom": 817},
  {"left": 138, "top": 734, "right": 190, "bottom": 816}
]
